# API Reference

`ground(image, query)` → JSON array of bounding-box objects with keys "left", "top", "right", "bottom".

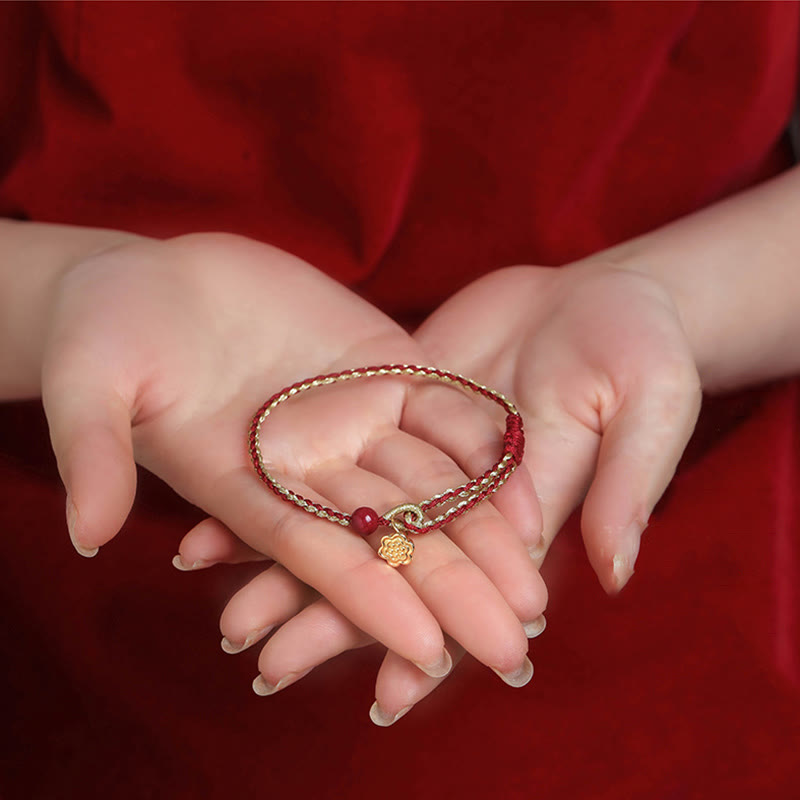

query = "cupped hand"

[
  {"left": 43, "top": 233, "right": 546, "bottom": 718},
  {"left": 412, "top": 263, "right": 702, "bottom": 593}
]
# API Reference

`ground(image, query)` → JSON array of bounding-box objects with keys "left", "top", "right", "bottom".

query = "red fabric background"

[{"left": 1, "top": 2, "right": 798, "bottom": 798}]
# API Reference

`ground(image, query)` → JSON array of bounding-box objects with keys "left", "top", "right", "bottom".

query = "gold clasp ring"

[{"left": 384, "top": 503, "right": 425, "bottom": 534}]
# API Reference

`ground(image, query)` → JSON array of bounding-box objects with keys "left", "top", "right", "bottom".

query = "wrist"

[
  {"left": 0, "top": 219, "right": 146, "bottom": 399},
  {"left": 571, "top": 253, "right": 717, "bottom": 389},
  {"left": 569, "top": 164, "right": 800, "bottom": 394}
]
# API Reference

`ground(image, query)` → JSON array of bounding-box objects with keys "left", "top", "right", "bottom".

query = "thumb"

[
  {"left": 43, "top": 366, "right": 137, "bottom": 557},
  {"left": 581, "top": 371, "right": 702, "bottom": 593}
]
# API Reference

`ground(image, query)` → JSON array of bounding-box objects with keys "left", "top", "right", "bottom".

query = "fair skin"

[
  {"left": 174, "top": 162, "right": 800, "bottom": 722},
  {"left": 3, "top": 164, "right": 800, "bottom": 725},
  {"left": 1, "top": 224, "right": 546, "bottom": 696}
]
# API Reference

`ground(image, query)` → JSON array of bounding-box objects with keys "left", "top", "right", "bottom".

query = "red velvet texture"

[{"left": 1, "top": 2, "right": 799, "bottom": 798}]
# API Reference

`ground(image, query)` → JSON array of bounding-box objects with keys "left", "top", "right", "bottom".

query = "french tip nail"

[
  {"left": 68, "top": 528, "right": 99, "bottom": 558},
  {"left": 528, "top": 539, "right": 547, "bottom": 562},
  {"left": 369, "top": 701, "right": 413, "bottom": 727},
  {"left": 221, "top": 625, "right": 274, "bottom": 654},
  {"left": 612, "top": 553, "right": 635, "bottom": 592},
  {"left": 612, "top": 523, "right": 642, "bottom": 592},
  {"left": 252, "top": 674, "right": 276, "bottom": 696},
  {"left": 71, "top": 537, "right": 99, "bottom": 558},
  {"left": 491, "top": 656, "right": 534, "bottom": 688},
  {"left": 414, "top": 647, "right": 452, "bottom": 678},
  {"left": 66, "top": 497, "right": 99, "bottom": 558},
  {"left": 171, "top": 554, "right": 210, "bottom": 571},
  {"left": 252, "top": 668, "right": 312, "bottom": 696},
  {"left": 222, "top": 637, "right": 242, "bottom": 655},
  {"left": 172, "top": 554, "right": 191, "bottom": 571},
  {"left": 523, "top": 614, "right": 547, "bottom": 639}
]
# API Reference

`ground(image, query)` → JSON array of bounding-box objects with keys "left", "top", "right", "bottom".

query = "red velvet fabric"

[{"left": 1, "top": 2, "right": 799, "bottom": 798}]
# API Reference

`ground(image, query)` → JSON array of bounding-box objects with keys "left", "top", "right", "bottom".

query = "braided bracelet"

[{"left": 248, "top": 364, "right": 524, "bottom": 567}]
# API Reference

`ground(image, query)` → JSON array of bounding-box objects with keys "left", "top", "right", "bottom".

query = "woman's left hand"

[{"left": 413, "top": 262, "right": 702, "bottom": 592}]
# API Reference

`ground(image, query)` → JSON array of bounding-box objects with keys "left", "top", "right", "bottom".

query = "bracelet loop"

[{"left": 248, "top": 364, "right": 524, "bottom": 567}]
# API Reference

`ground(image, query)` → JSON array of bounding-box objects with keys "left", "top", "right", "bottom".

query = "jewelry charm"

[
  {"left": 378, "top": 503, "right": 424, "bottom": 565},
  {"left": 248, "top": 364, "right": 525, "bottom": 567},
  {"left": 378, "top": 532, "right": 415, "bottom": 567}
]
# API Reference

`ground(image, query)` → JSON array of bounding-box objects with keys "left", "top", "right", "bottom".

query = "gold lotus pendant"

[
  {"left": 378, "top": 531, "right": 415, "bottom": 567},
  {"left": 378, "top": 503, "right": 424, "bottom": 567}
]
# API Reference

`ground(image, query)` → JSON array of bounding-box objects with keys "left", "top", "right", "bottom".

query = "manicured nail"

[
  {"left": 523, "top": 614, "right": 547, "bottom": 639},
  {"left": 612, "top": 525, "right": 642, "bottom": 592},
  {"left": 252, "top": 668, "right": 313, "bottom": 696},
  {"left": 369, "top": 701, "right": 413, "bottom": 727},
  {"left": 528, "top": 537, "right": 547, "bottom": 563},
  {"left": 66, "top": 496, "right": 98, "bottom": 558},
  {"left": 221, "top": 625, "right": 274, "bottom": 655},
  {"left": 413, "top": 647, "right": 452, "bottom": 678},
  {"left": 612, "top": 554, "right": 634, "bottom": 591},
  {"left": 172, "top": 554, "right": 211, "bottom": 571},
  {"left": 491, "top": 656, "right": 534, "bottom": 688}
]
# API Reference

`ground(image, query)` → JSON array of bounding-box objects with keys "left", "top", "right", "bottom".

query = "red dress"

[{"left": 1, "top": 2, "right": 798, "bottom": 797}]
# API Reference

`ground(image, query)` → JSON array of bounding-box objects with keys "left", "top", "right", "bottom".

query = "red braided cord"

[
  {"left": 248, "top": 364, "right": 524, "bottom": 535},
  {"left": 398, "top": 465, "right": 516, "bottom": 533}
]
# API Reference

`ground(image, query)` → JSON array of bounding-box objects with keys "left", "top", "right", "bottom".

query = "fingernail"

[
  {"left": 252, "top": 667, "right": 313, "bottom": 696},
  {"left": 369, "top": 701, "right": 413, "bottom": 727},
  {"left": 413, "top": 647, "right": 452, "bottom": 678},
  {"left": 612, "top": 525, "right": 642, "bottom": 592},
  {"left": 523, "top": 614, "right": 547, "bottom": 639},
  {"left": 172, "top": 554, "right": 211, "bottom": 571},
  {"left": 612, "top": 554, "right": 634, "bottom": 591},
  {"left": 221, "top": 625, "right": 274, "bottom": 655},
  {"left": 66, "top": 496, "right": 98, "bottom": 558},
  {"left": 528, "top": 537, "right": 547, "bottom": 563},
  {"left": 491, "top": 656, "right": 534, "bottom": 688}
]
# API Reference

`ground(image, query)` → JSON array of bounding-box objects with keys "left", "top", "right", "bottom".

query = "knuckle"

[
  {"left": 653, "top": 354, "right": 701, "bottom": 397},
  {"left": 268, "top": 507, "right": 307, "bottom": 562},
  {"left": 645, "top": 356, "right": 702, "bottom": 426}
]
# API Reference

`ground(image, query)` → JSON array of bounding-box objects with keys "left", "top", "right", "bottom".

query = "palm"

[
  {"left": 414, "top": 264, "right": 702, "bottom": 591},
  {"left": 113, "top": 236, "right": 416, "bottom": 504}
]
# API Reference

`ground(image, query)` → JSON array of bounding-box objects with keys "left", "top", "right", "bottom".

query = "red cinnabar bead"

[{"left": 350, "top": 506, "right": 379, "bottom": 536}]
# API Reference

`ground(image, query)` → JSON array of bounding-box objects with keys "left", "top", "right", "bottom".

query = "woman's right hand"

[{"left": 39, "top": 231, "right": 547, "bottom": 722}]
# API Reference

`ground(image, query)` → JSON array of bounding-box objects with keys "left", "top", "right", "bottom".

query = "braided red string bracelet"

[{"left": 248, "top": 365, "right": 524, "bottom": 567}]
